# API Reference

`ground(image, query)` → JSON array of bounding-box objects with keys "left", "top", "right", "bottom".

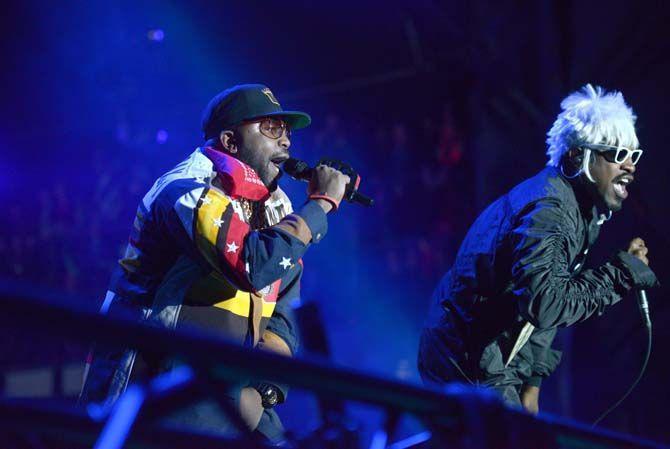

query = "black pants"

[{"left": 418, "top": 327, "right": 523, "bottom": 408}]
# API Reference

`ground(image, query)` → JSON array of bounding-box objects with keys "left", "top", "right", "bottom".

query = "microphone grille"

[{"left": 284, "top": 158, "right": 310, "bottom": 179}]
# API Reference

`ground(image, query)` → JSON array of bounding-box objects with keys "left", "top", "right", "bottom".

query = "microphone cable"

[{"left": 592, "top": 294, "right": 652, "bottom": 427}]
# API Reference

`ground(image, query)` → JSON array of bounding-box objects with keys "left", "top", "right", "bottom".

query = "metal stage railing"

[{"left": 1, "top": 282, "right": 667, "bottom": 449}]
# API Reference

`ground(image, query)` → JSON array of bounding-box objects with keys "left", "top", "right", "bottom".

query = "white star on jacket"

[
  {"left": 201, "top": 196, "right": 212, "bottom": 205},
  {"left": 279, "top": 257, "right": 292, "bottom": 269},
  {"left": 226, "top": 242, "right": 239, "bottom": 253},
  {"left": 212, "top": 217, "right": 224, "bottom": 228}
]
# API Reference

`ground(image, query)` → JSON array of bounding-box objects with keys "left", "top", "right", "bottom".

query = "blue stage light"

[
  {"left": 156, "top": 129, "right": 168, "bottom": 144},
  {"left": 147, "top": 29, "right": 164, "bottom": 42}
]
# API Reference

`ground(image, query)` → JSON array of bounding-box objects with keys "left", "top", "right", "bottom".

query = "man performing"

[
  {"left": 418, "top": 84, "right": 658, "bottom": 414},
  {"left": 80, "top": 84, "right": 351, "bottom": 441}
]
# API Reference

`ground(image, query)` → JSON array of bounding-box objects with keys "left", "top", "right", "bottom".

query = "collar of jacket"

[
  {"left": 555, "top": 167, "right": 608, "bottom": 224},
  {"left": 202, "top": 146, "right": 270, "bottom": 202}
]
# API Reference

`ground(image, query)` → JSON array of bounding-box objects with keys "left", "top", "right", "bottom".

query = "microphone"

[
  {"left": 637, "top": 289, "right": 652, "bottom": 329},
  {"left": 283, "top": 157, "right": 374, "bottom": 207}
]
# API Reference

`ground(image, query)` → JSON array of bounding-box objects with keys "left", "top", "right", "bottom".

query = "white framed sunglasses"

[{"left": 581, "top": 143, "right": 643, "bottom": 165}]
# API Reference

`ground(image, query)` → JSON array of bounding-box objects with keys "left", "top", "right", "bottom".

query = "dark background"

[{"left": 1, "top": 0, "right": 669, "bottom": 445}]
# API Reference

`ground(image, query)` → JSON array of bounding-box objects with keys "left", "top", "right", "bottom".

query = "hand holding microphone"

[
  {"left": 284, "top": 158, "right": 374, "bottom": 213},
  {"left": 626, "top": 237, "right": 655, "bottom": 328},
  {"left": 308, "top": 164, "right": 350, "bottom": 213},
  {"left": 627, "top": 237, "right": 649, "bottom": 265}
]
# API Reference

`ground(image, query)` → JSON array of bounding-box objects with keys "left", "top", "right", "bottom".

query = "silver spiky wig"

[{"left": 546, "top": 84, "right": 639, "bottom": 168}]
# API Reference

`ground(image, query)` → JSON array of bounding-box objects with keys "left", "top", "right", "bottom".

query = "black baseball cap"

[{"left": 201, "top": 84, "right": 311, "bottom": 139}]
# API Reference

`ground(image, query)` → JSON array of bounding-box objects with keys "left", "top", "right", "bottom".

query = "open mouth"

[
  {"left": 270, "top": 154, "right": 289, "bottom": 170},
  {"left": 612, "top": 175, "right": 633, "bottom": 200}
]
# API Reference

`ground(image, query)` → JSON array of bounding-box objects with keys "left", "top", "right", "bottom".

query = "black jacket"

[{"left": 419, "top": 167, "right": 657, "bottom": 390}]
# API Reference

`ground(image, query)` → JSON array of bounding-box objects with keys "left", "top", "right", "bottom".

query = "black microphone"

[
  {"left": 283, "top": 158, "right": 374, "bottom": 207},
  {"left": 637, "top": 289, "right": 652, "bottom": 329}
]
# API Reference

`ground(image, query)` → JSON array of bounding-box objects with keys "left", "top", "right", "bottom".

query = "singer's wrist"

[
  {"left": 312, "top": 198, "right": 333, "bottom": 213},
  {"left": 296, "top": 201, "right": 328, "bottom": 243},
  {"left": 309, "top": 194, "right": 338, "bottom": 213}
]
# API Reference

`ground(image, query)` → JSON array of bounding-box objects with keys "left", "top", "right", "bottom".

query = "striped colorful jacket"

[{"left": 81, "top": 146, "right": 327, "bottom": 406}]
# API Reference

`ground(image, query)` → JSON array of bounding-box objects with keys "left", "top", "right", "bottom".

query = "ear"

[
  {"left": 567, "top": 147, "right": 584, "bottom": 166},
  {"left": 219, "top": 130, "right": 237, "bottom": 154}
]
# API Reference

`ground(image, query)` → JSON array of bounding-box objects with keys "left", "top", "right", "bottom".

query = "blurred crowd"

[
  {"left": 310, "top": 107, "right": 475, "bottom": 281},
  {"left": 1, "top": 150, "right": 153, "bottom": 298}
]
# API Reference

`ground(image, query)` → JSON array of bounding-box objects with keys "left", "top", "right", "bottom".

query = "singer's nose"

[{"left": 278, "top": 131, "right": 290, "bottom": 150}]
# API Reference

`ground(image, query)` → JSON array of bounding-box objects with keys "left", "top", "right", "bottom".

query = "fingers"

[
  {"left": 308, "top": 165, "right": 352, "bottom": 212},
  {"left": 238, "top": 387, "right": 264, "bottom": 430},
  {"left": 315, "top": 164, "right": 350, "bottom": 181},
  {"left": 628, "top": 237, "right": 650, "bottom": 266},
  {"left": 313, "top": 164, "right": 350, "bottom": 186},
  {"left": 628, "top": 237, "right": 646, "bottom": 251}
]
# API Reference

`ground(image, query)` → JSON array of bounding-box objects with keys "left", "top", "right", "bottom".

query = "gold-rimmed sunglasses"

[{"left": 244, "top": 117, "right": 291, "bottom": 139}]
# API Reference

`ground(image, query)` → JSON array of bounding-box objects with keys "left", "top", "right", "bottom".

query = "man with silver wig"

[
  {"left": 418, "top": 84, "right": 658, "bottom": 414},
  {"left": 547, "top": 84, "right": 641, "bottom": 213}
]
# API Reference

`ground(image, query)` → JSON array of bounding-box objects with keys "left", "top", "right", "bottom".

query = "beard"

[
  {"left": 267, "top": 170, "right": 282, "bottom": 192},
  {"left": 585, "top": 177, "right": 623, "bottom": 212},
  {"left": 240, "top": 153, "right": 283, "bottom": 192}
]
